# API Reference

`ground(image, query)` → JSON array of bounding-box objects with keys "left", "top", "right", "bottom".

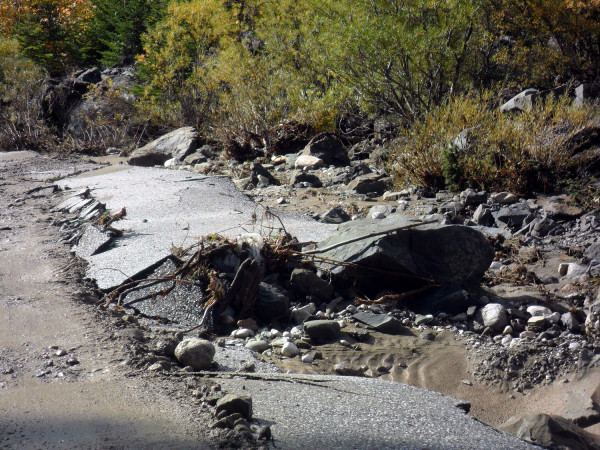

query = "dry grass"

[{"left": 388, "top": 91, "right": 600, "bottom": 194}]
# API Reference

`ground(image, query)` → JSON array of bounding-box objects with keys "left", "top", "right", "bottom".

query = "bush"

[
  {"left": 488, "top": 0, "right": 600, "bottom": 88},
  {"left": 389, "top": 92, "right": 600, "bottom": 194},
  {"left": 61, "top": 78, "right": 166, "bottom": 155},
  {"left": 0, "top": 38, "right": 56, "bottom": 151}
]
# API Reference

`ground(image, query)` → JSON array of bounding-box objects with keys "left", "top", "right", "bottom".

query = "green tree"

[{"left": 84, "top": 0, "right": 168, "bottom": 67}]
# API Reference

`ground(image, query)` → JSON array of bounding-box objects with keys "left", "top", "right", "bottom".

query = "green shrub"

[
  {"left": 0, "top": 38, "right": 56, "bottom": 151},
  {"left": 389, "top": 92, "right": 600, "bottom": 194}
]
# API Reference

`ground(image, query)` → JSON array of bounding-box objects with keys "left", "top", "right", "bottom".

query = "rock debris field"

[{"left": 1, "top": 142, "right": 600, "bottom": 449}]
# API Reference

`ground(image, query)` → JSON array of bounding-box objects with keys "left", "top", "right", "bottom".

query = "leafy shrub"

[
  {"left": 0, "top": 38, "right": 56, "bottom": 151},
  {"left": 61, "top": 78, "right": 166, "bottom": 155},
  {"left": 389, "top": 92, "right": 600, "bottom": 194},
  {"left": 488, "top": 0, "right": 600, "bottom": 88}
]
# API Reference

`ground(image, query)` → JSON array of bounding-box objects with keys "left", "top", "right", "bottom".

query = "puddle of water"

[{"left": 72, "top": 156, "right": 130, "bottom": 179}]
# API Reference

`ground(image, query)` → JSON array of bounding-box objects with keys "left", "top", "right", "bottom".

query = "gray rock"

[
  {"left": 301, "top": 132, "right": 349, "bottom": 166},
  {"left": 290, "top": 171, "right": 323, "bottom": 188},
  {"left": 561, "top": 312, "right": 581, "bottom": 333},
  {"left": 216, "top": 394, "right": 253, "bottom": 420},
  {"left": 527, "top": 316, "right": 547, "bottom": 332},
  {"left": 245, "top": 340, "right": 270, "bottom": 353},
  {"left": 128, "top": 127, "right": 198, "bottom": 166},
  {"left": 303, "top": 320, "right": 341, "bottom": 343},
  {"left": 347, "top": 173, "right": 388, "bottom": 195},
  {"left": 290, "top": 269, "right": 334, "bottom": 302},
  {"left": 493, "top": 205, "right": 531, "bottom": 229},
  {"left": 295, "top": 154, "right": 325, "bottom": 169},
  {"left": 369, "top": 205, "right": 394, "bottom": 219},
  {"left": 251, "top": 162, "right": 280, "bottom": 186},
  {"left": 526, "top": 305, "right": 552, "bottom": 317},
  {"left": 291, "top": 302, "right": 316, "bottom": 324},
  {"left": 543, "top": 197, "right": 583, "bottom": 221},
  {"left": 499, "top": 413, "right": 600, "bottom": 449},
  {"left": 490, "top": 192, "right": 518, "bottom": 205},
  {"left": 182, "top": 151, "right": 207, "bottom": 166},
  {"left": 320, "top": 206, "right": 351, "bottom": 224},
  {"left": 315, "top": 214, "right": 494, "bottom": 295},
  {"left": 562, "top": 390, "right": 600, "bottom": 427},
  {"left": 460, "top": 189, "right": 487, "bottom": 207},
  {"left": 500, "top": 89, "right": 540, "bottom": 113},
  {"left": 415, "top": 314, "right": 434, "bottom": 326},
  {"left": 352, "top": 312, "right": 408, "bottom": 335},
  {"left": 575, "top": 83, "right": 600, "bottom": 107},
  {"left": 479, "top": 303, "right": 507, "bottom": 333},
  {"left": 255, "top": 283, "right": 289, "bottom": 323},
  {"left": 174, "top": 338, "right": 215, "bottom": 370},
  {"left": 473, "top": 204, "right": 496, "bottom": 227}
]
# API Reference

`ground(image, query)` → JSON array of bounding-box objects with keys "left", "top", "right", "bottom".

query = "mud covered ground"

[{"left": 0, "top": 153, "right": 243, "bottom": 449}]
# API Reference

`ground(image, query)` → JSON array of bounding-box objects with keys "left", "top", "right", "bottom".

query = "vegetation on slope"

[{"left": 1, "top": 0, "right": 599, "bottom": 194}]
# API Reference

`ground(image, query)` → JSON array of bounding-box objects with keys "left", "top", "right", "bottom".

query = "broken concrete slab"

[
  {"left": 56, "top": 167, "right": 336, "bottom": 291},
  {"left": 352, "top": 311, "right": 408, "bottom": 335},
  {"left": 73, "top": 225, "right": 113, "bottom": 258},
  {"left": 121, "top": 258, "right": 204, "bottom": 326},
  {"left": 315, "top": 214, "right": 494, "bottom": 295}
]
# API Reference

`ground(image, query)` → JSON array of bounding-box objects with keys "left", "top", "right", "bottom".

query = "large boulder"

[
  {"left": 500, "top": 89, "right": 540, "bottom": 113},
  {"left": 314, "top": 214, "right": 494, "bottom": 296},
  {"left": 301, "top": 133, "right": 349, "bottom": 167},
  {"left": 499, "top": 413, "right": 600, "bottom": 450},
  {"left": 128, "top": 127, "right": 198, "bottom": 166},
  {"left": 174, "top": 338, "right": 215, "bottom": 370}
]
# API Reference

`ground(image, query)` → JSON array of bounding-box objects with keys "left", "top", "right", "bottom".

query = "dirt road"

[{"left": 0, "top": 153, "right": 214, "bottom": 449}]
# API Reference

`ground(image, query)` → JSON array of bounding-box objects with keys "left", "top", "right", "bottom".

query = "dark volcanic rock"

[
  {"left": 320, "top": 206, "right": 351, "bottom": 224},
  {"left": 216, "top": 394, "right": 253, "bottom": 420},
  {"left": 290, "top": 171, "right": 323, "bottom": 188},
  {"left": 315, "top": 214, "right": 494, "bottom": 295}
]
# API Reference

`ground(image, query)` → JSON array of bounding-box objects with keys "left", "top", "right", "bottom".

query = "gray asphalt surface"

[
  {"left": 217, "top": 373, "right": 539, "bottom": 449},
  {"left": 57, "top": 166, "right": 336, "bottom": 290}
]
